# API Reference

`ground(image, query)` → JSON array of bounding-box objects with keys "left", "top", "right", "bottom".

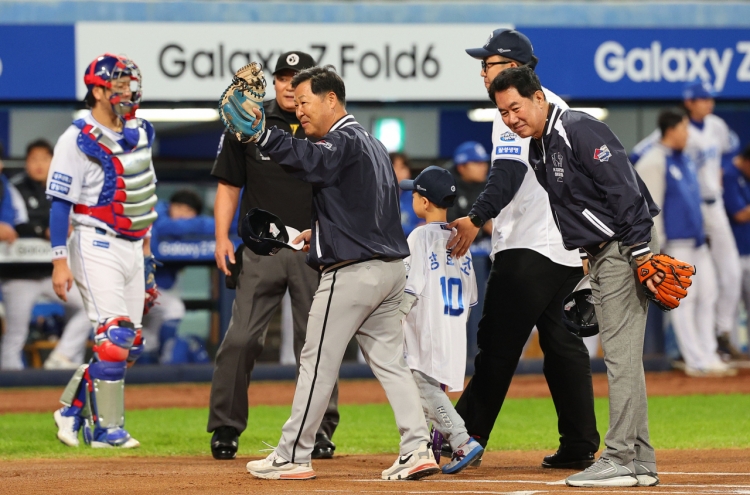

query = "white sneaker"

[
  {"left": 44, "top": 352, "right": 80, "bottom": 370},
  {"left": 705, "top": 361, "right": 738, "bottom": 377},
  {"left": 53, "top": 408, "right": 80, "bottom": 447},
  {"left": 246, "top": 451, "right": 316, "bottom": 480},
  {"left": 634, "top": 460, "right": 660, "bottom": 486},
  {"left": 381, "top": 442, "right": 441, "bottom": 481}
]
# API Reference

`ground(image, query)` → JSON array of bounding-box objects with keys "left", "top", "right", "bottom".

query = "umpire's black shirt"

[
  {"left": 211, "top": 99, "right": 313, "bottom": 231},
  {"left": 529, "top": 104, "right": 657, "bottom": 257},
  {"left": 257, "top": 114, "right": 410, "bottom": 270}
]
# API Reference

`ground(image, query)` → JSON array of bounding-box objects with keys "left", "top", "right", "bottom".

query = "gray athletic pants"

[
  {"left": 412, "top": 370, "right": 470, "bottom": 451},
  {"left": 275, "top": 259, "right": 430, "bottom": 464},
  {"left": 207, "top": 247, "right": 339, "bottom": 437},
  {"left": 587, "top": 228, "right": 659, "bottom": 467}
]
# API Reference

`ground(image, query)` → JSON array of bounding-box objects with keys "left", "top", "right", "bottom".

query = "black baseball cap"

[
  {"left": 399, "top": 166, "right": 457, "bottom": 208},
  {"left": 465, "top": 29, "right": 537, "bottom": 69},
  {"left": 273, "top": 51, "right": 316, "bottom": 75}
]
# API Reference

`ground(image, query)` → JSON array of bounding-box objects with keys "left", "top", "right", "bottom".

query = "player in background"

[
  {"left": 0, "top": 140, "right": 91, "bottom": 370},
  {"left": 140, "top": 189, "right": 214, "bottom": 364},
  {"left": 635, "top": 108, "right": 735, "bottom": 377},
  {"left": 723, "top": 144, "right": 750, "bottom": 359},
  {"left": 631, "top": 80, "right": 743, "bottom": 360},
  {"left": 49, "top": 53, "right": 158, "bottom": 448},
  {"left": 391, "top": 152, "right": 423, "bottom": 236},
  {"left": 447, "top": 141, "right": 491, "bottom": 360},
  {"left": 398, "top": 166, "right": 483, "bottom": 474}
]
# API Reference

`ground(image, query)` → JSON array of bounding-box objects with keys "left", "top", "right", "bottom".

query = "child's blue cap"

[{"left": 399, "top": 166, "right": 457, "bottom": 208}]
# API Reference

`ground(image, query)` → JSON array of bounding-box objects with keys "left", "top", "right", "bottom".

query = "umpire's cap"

[
  {"left": 273, "top": 51, "right": 316, "bottom": 75},
  {"left": 240, "top": 208, "right": 303, "bottom": 256},
  {"left": 466, "top": 29, "right": 538, "bottom": 69},
  {"left": 562, "top": 275, "right": 599, "bottom": 338}
]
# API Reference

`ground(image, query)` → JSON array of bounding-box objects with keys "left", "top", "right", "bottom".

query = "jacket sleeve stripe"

[{"left": 582, "top": 208, "right": 615, "bottom": 237}]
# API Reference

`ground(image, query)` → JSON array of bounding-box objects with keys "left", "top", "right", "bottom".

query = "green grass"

[{"left": 1, "top": 394, "right": 748, "bottom": 460}]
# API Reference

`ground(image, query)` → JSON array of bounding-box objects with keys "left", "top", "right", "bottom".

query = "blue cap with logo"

[
  {"left": 454, "top": 141, "right": 489, "bottom": 165},
  {"left": 683, "top": 79, "right": 715, "bottom": 100},
  {"left": 399, "top": 166, "right": 457, "bottom": 208},
  {"left": 465, "top": 29, "right": 537, "bottom": 69}
]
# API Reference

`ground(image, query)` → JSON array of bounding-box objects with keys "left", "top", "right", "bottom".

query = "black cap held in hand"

[{"left": 466, "top": 29, "right": 537, "bottom": 69}]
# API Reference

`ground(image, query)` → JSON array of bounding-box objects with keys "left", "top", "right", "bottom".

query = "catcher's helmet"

[
  {"left": 240, "top": 208, "right": 303, "bottom": 256},
  {"left": 562, "top": 275, "right": 599, "bottom": 337},
  {"left": 83, "top": 53, "right": 142, "bottom": 115}
]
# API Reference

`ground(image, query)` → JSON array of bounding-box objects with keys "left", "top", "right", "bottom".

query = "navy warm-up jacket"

[
  {"left": 528, "top": 104, "right": 658, "bottom": 258},
  {"left": 257, "top": 114, "right": 410, "bottom": 270}
]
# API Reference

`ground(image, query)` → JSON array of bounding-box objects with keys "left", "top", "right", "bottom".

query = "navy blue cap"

[
  {"left": 466, "top": 29, "right": 537, "bottom": 69},
  {"left": 400, "top": 166, "right": 457, "bottom": 208},
  {"left": 683, "top": 79, "right": 715, "bottom": 100},
  {"left": 454, "top": 141, "right": 489, "bottom": 165}
]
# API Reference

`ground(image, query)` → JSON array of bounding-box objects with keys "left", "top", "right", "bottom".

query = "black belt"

[
  {"left": 94, "top": 227, "right": 139, "bottom": 242},
  {"left": 321, "top": 256, "right": 402, "bottom": 274}
]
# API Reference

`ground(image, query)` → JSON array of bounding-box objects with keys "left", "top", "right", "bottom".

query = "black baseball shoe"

[
  {"left": 211, "top": 426, "right": 239, "bottom": 460},
  {"left": 542, "top": 450, "right": 596, "bottom": 469},
  {"left": 311, "top": 433, "right": 335, "bottom": 459}
]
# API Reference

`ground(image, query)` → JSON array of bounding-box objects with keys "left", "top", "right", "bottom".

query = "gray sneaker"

[
  {"left": 565, "top": 458, "right": 638, "bottom": 487},
  {"left": 634, "top": 460, "right": 659, "bottom": 486}
]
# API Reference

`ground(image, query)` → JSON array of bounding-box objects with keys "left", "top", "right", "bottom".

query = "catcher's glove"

[
  {"left": 219, "top": 62, "right": 267, "bottom": 143},
  {"left": 636, "top": 253, "right": 696, "bottom": 312},
  {"left": 144, "top": 255, "right": 162, "bottom": 315}
]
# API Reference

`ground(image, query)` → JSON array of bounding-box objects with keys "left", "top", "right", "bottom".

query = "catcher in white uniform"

[
  {"left": 398, "top": 166, "right": 482, "bottom": 475},
  {"left": 49, "top": 53, "right": 159, "bottom": 448},
  {"left": 631, "top": 80, "right": 742, "bottom": 357}
]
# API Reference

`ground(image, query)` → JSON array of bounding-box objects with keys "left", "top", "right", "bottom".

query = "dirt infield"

[
  {"left": 2, "top": 449, "right": 749, "bottom": 495},
  {"left": 2, "top": 369, "right": 750, "bottom": 414},
  {"left": 2, "top": 371, "right": 749, "bottom": 494}
]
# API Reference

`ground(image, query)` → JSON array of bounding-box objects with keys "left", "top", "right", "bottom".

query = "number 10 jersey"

[{"left": 402, "top": 222, "right": 478, "bottom": 392}]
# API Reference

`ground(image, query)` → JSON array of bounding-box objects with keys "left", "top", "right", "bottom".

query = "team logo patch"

[
  {"left": 495, "top": 145, "right": 522, "bottom": 155},
  {"left": 49, "top": 182, "right": 70, "bottom": 195},
  {"left": 499, "top": 131, "right": 518, "bottom": 142},
  {"left": 93, "top": 240, "right": 110, "bottom": 249},
  {"left": 286, "top": 53, "right": 300, "bottom": 66},
  {"left": 593, "top": 145, "right": 612, "bottom": 162},
  {"left": 315, "top": 140, "right": 335, "bottom": 151},
  {"left": 52, "top": 172, "right": 72, "bottom": 184}
]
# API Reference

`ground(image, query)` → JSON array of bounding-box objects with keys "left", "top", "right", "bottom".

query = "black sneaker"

[
  {"left": 542, "top": 450, "right": 596, "bottom": 469},
  {"left": 311, "top": 433, "right": 335, "bottom": 459},
  {"left": 211, "top": 426, "right": 239, "bottom": 460}
]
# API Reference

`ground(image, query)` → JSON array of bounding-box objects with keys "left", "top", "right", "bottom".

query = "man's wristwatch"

[{"left": 468, "top": 213, "right": 483, "bottom": 227}]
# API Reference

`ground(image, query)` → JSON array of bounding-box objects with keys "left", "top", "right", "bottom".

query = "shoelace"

[
  {"left": 259, "top": 440, "right": 277, "bottom": 453},
  {"left": 583, "top": 458, "right": 612, "bottom": 473}
]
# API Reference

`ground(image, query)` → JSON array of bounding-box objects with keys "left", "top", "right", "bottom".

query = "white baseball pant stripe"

[
  {"left": 665, "top": 241, "right": 721, "bottom": 370},
  {"left": 701, "top": 200, "right": 741, "bottom": 336},
  {"left": 0, "top": 277, "right": 91, "bottom": 370},
  {"left": 69, "top": 227, "right": 145, "bottom": 328}
]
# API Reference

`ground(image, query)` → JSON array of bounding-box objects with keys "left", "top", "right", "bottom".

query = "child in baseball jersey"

[{"left": 398, "top": 166, "right": 483, "bottom": 475}]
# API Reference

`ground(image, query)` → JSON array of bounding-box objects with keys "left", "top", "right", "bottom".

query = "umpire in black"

[{"left": 208, "top": 51, "right": 339, "bottom": 460}]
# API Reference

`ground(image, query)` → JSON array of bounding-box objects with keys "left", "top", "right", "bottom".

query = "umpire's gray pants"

[
  {"left": 588, "top": 229, "right": 659, "bottom": 467},
  {"left": 275, "top": 259, "right": 430, "bottom": 464},
  {"left": 207, "top": 247, "right": 339, "bottom": 437}
]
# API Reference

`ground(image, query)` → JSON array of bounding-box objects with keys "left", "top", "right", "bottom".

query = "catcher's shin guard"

[{"left": 81, "top": 316, "right": 140, "bottom": 448}]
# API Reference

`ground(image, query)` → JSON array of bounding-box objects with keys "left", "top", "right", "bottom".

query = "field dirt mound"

[
  {"left": 1, "top": 449, "right": 748, "bottom": 495},
  {"left": 2, "top": 369, "right": 750, "bottom": 414}
]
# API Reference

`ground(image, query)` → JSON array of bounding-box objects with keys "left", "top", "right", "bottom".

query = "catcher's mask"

[
  {"left": 83, "top": 53, "right": 142, "bottom": 117},
  {"left": 240, "top": 208, "right": 303, "bottom": 256},
  {"left": 562, "top": 275, "right": 599, "bottom": 337}
]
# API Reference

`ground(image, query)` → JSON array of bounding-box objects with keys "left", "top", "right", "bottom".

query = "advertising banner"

[
  {"left": 75, "top": 23, "right": 505, "bottom": 102},
  {"left": 0, "top": 25, "right": 76, "bottom": 100},
  {"left": 522, "top": 27, "right": 750, "bottom": 100}
]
